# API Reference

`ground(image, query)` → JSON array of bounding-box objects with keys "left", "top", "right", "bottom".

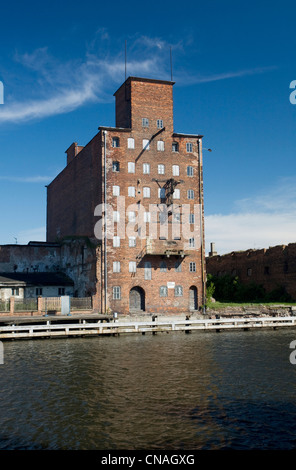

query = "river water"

[{"left": 0, "top": 327, "right": 296, "bottom": 450}]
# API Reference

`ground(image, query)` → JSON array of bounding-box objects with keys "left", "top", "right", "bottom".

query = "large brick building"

[
  {"left": 206, "top": 243, "right": 296, "bottom": 301},
  {"left": 47, "top": 77, "right": 206, "bottom": 315}
]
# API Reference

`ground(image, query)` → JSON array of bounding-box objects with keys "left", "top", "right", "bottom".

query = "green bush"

[{"left": 206, "top": 273, "right": 293, "bottom": 303}]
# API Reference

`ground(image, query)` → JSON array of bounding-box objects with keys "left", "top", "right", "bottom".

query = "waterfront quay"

[{"left": 0, "top": 312, "right": 296, "bottom": 340}]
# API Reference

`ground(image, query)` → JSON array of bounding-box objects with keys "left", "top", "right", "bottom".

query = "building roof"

[
  {"left": 113, "top": 76, "right": 175, "bottom": 96},
  {"left": 0, "top": 272, "right": 74, "bottom": 287}
]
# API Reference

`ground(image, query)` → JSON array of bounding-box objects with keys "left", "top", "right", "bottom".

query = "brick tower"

[{"left": 47, "top": 77, "right": 205, "bottom": 315}]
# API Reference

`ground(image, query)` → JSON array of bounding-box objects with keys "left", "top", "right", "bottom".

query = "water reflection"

[{"left": 0, "top": 329, "right": 296, "bottom": 449}]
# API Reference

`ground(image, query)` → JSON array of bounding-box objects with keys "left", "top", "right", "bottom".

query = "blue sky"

[{"left": 0, "top": 0, "right": 295, "bottom": 254}]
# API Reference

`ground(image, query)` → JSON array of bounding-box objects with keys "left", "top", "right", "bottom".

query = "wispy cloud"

[
  {"left": 0, "top": 175, "right": 53, "bottom": 183},
  {"left": 205, "top": 177, "right": 296, "bottom": 255},
  {"left": 0, "top": 35, "right": 276, "bottom": 124}
]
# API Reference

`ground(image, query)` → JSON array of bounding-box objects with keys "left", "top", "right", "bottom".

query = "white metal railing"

[{"left": 0, "top": 316, "right": 295, "bottom": 340}]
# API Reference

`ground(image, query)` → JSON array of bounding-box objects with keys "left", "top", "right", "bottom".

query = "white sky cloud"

[
  {"left": 0, "top": 36, "right": 277, "bottom": 124},
  {"left": 205, "top": 177, "right": 296, "bottom": 255}
]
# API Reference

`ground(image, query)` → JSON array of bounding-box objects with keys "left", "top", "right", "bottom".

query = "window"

[
  {"left": 113, "top": 236, "right": 120, "bottom": 247},
  {"left": 188, "top": 189, "right": 194, "bottom": 199},
  {"left": 129, "top": 236, "right": 136, "bottom": 247},
  {"left": 58, "top": 288, "right": 65, "bottom": 295},
  {"left": 172, "top": 142, "right": 179, "bottom": 152},
  {"left": 113, "top": 211, "right": 120, "bottom": 222},
  {"left": 159, "top": 212, "right": 167, "bottom": 224},
  {"left": 190, "top": 262, "right": 196, "bottom": 272},
  {"left": 113, "top": 261, "right": 121, "bottom": 273},
  {"left": 247, "top": 268, "right": 252, "bottom": 276},
  {"left": 157, "top": 119, "right": 163, "bottom": 129},
  {"left": 12, "top": 287, "right": 19, "bottom": 296},
  {"left": 173, "top": 212, "right": 181, "bottom": 222},
  {"left": 128, "top": 137, "right": 135, "bottom": 149},
  {"left": 143, "top": 139, "right": 150, "bottom": 150},
  {"left": 128, "top": 162, "right": 135, "bottom": 173},
  {"left": 160, "top": 261, "right": 167, "bottom": 272},
  {"left": 129, "top": 261, "right": 137, "bottom": 273},
  {"left": 158, "top": 164, "right": 165, "bottom": 175},
  {"left": 113, "top": 185, "right": 120, "bottom": 196},
  {"left": 187, "top": 166, "right": 194, "bottom": 176},
  {"left": 157, "top": 140, "right": 165, "bottom": 151},
  {"left": 189, "top": 237, "right": 195, "bottom": 248},
  {"left": 189, "top": 213, "right": 195, "bottom": 224},
  {"left": 159, "top": 187, "right": 166, "bottom": 199},
  {"left": 174, "top": 261, "right": 182, "bottom": 272},
  {"left": 175, "top": 285, "right": 183, "bottom": 297},
  {"left": 264, "top": 266, "right": 270, "bottom": 275},
  {"left": 144, "top": 212, "right": 151, "bottom": 223},
  {"left": 186, "top": 142, "right": 193, "bottom": 153},
  {"left": 128, "top": 211, "right": 136, "bottom": 222},
  {"left": 128, "top": 186, "right": 136, "bottom": 197},
  {"left": 160, "top": 286, "right": 168, "bottom": 297},
  {"left": 113, "top": 286, "right": 121, "bottom": 300},
  {"left": 144, "top": 261, "right": 152, "bottom": 280},
  {"left": 172, "top": 165, "right": 179, "bottom": 176},
  {"left": 112, "top": 137, "right": 120, "bottom": 148},
  {"left": 112, "top": 161, "right": 120, "bottom": 172},
  {"left": 36, "top": 288, "right": 43, "bottom": 296},
  {"left": 142, "top": 118, "right": 149, "bottom": 127},
  {"left": 173, "top": 188, "right": 180, "bottom": 199},
  {"left": 143, "top": 187, "right": 150, "bottom": 198},
  {"left": 143, "top": 163, "right": 150, "bottom": 174}
]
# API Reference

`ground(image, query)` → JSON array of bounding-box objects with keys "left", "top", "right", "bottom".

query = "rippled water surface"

[{"left": 1, "top": 328, "right": 296, "bottom": 450}]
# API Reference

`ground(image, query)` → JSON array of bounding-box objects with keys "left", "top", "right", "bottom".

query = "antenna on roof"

[
  {"left": 170, "top": 46, "right": 173, "bottom": 81},
  {"left": 125, "top": 40, "right": 127, "bottom": 81}
]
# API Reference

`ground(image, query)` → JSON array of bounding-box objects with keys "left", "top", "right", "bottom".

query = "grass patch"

[{"left": 207, "top": 301, "right": 296, "bottom": 310}]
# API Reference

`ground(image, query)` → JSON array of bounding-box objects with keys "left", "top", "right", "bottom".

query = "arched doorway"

[
  {"left": 189, "top": 286, "right": 198, "bottom": 311},
  {"left": 129, "top": 286, "right": 145, "bottom": 312}
]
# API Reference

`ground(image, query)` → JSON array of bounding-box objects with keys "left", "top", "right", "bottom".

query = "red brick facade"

[
  {"left": 47, "top": 77, "right": 205, "bottom": 315},
  {"left": 206, "top": 243, "right": 296, "bottom": 300}
]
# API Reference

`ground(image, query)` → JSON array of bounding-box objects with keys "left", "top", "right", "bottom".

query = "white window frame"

[
  {"left": 112, "top": 161, "right": 120, "bottom": 172},
  {"left": 173, "top": 188, "right": 180, "bottom": 199},
  {"left": 186, "top": 142, "right": 193, "bottom": 153},
  {"left": 128, "top": 211, "right": 136, "bottom": 223},
  {"left": 158, "top": 164, "right": 165, "bottom": 175},
  {"left": 142, "top": 118, "right": 149, "bottom": 127},
  {"left": 172, "top": 142, "right": 179, "bottom": 152},
  {"left": 113, "top": 211, "right": 120, "bottom": 223},
  {"left": 189, "top": 237, "right": 195, "bottom": 248},
  {"left": 143, "top": 187, "right": 150, "bottom": 198},
  {"left": 189, "top": 213, "right": 195, "bottom": 224},
  {"left": 113, "top": 261, "right": 121, "bottom": 273},
  {"left": 188, "top": 189, "right": 194, "bottom": 199},
  {"left": 112, "top": 137, "right": 120, "bottom": 148},
  {"left": 159, "top": 286, "right": 168, "bottom": 297},
  {"left": 113, "top": 236, "right": 120, "bottom": 247},
  {"left": 159, "top": 187, "right": 166, "bottom": 199},
  {"left": 128, "top": 162, "right": 135, "bottom": 173},
  {"left": 174, "top": 285, "right": 183, "bottom": 297},
  {"left": 143, "top": 139, "right": 150, "bottom": 150},
  {"left": 113, "top": 185, "right": 120, "bottom": 196},
  {"left": 187, "top": 166, "right": 194, "bottom": 176},
  {"left": 129, "top": 261, "right": 137, "bottom": 273},
  {"left": 113, "top": 286, "right": 121, "bottom": 300},
  {"left": 144, "top": 212, "right": 151, "bottom": 223},
  {"left": 128, "top": 186, "right": 136, "bottom": 197},
  {"left": 157, "top": 119, "right": 163, "bottom": 129},
  {"left": 157, "top": 140, "right": 165, "bottom": 151},
  {"left": 129, "top": 236, "right": 136, "bottom": 247},
  {"left": 189, "top": 262, "right": 196, "bottom": 272},
  {"left": 127, "top": 137, "right": 135, "bottom": 149},
  {"left": 172, "top": 165, "right": 179, "bottom": 176},
  {"left": 143, "top": 163, "right": 150, "bottom": 174}
]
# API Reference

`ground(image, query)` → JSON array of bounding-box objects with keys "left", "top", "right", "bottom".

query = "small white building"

[{"left": 0, "top": 272, "right": 74, "bottom": 300}]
